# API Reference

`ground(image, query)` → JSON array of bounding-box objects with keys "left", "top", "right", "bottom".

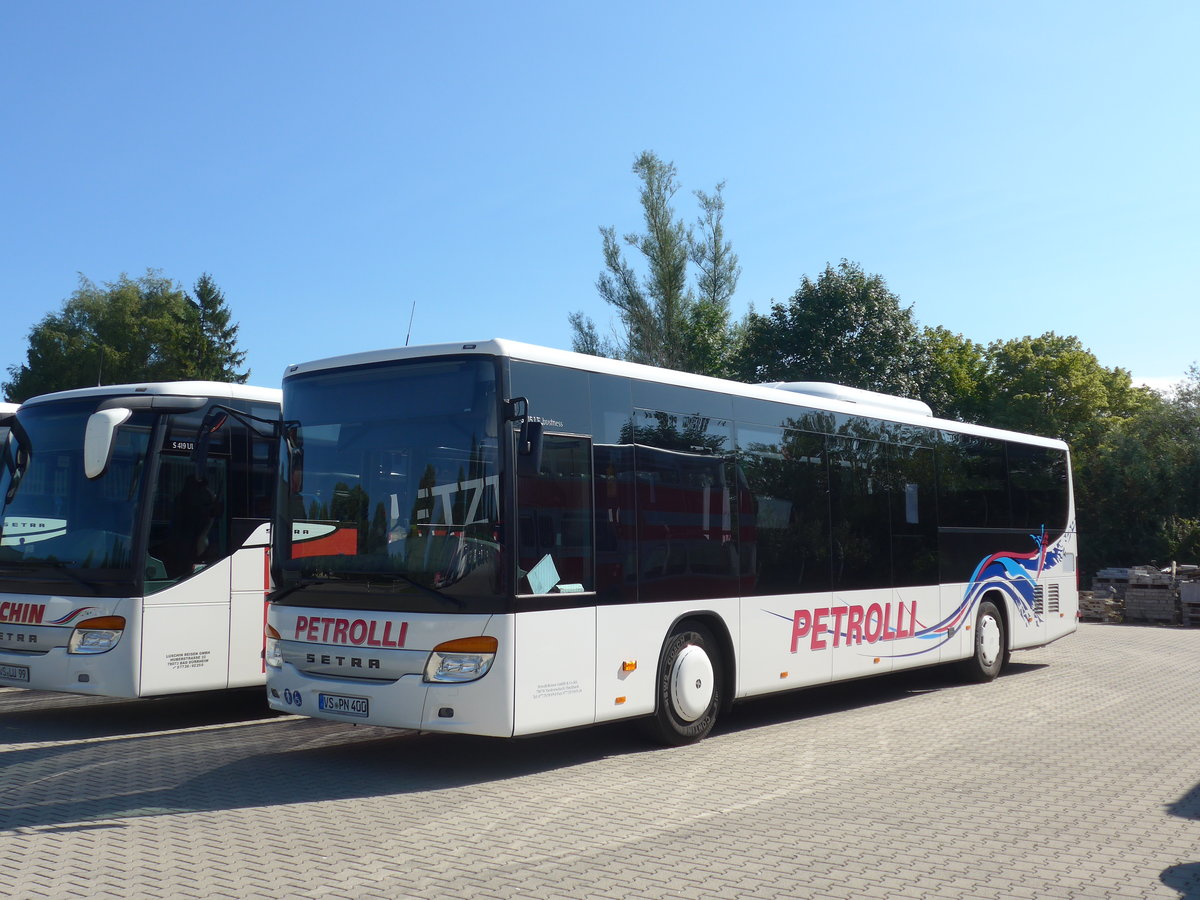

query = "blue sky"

[{"left": 2, "top": 1, "right": 1196, "bottom": 396}]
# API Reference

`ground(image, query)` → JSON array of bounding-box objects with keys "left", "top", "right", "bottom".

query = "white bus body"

[
  {"left": 266, "top": 341, "right": 1076, "bottom": 743},
  {"left": 0, "top": 382, "right": 281, "bottom": 697}
]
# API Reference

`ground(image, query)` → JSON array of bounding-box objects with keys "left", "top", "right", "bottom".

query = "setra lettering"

[{"left": 306, "top": 652, "right": 381, "bottom": 669}]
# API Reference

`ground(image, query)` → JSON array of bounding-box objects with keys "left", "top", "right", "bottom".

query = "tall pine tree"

[{"left": 188, "top": 273, "right": 249, "bottom": 384}]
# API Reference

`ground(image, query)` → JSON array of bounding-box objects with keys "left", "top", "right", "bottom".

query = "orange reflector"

[
  {"left": 621, "top": 660, "right": 637, "bottom": 672},
  {"left": 779, "top": 672, "right": 788, "bottom": 679},
  {"left": 265, "top": 623, "right": 281, "bottom": 640},
  {"left": 873, "top": 658, "right": 881, "bottom": 664},
  {"left": 615, "top": 697, "right": 626, "bottom": 705},
  {"left": 77, "top": 616, "right": 125, "bottom": 630},
  {"left": 433, "top": 635, "right": 498, "bottom": 654}
]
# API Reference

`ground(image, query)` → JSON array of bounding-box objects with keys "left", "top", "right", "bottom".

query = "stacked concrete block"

[
  {"left": 1077, "top": 590, "right": 1123, "bottom": 623},
  {"left": 1182, "top": 582, "right": 1200, "bottom": 628},
  {"left": 1123, "top": 569, "right": 1180, "bottom": 625}
]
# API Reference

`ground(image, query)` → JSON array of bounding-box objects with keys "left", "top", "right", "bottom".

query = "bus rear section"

[{"left": 0, "top": 382, "right": 280, "bottom": 698}]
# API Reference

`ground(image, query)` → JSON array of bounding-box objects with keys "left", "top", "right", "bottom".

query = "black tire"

[
  {"left": 644, "top": 622, "right": 722, "bottom": 746},
  {"left": 957, "top": 599, "right": 1008, "bottom": 683}
]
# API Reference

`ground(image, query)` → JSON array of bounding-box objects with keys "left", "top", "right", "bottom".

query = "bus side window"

[{"left": 517, "top": 434, "right": 594, "bottom": 595}]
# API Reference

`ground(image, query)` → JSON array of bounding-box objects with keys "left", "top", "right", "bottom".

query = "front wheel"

[
  {"left": 644, "top": 622, "right": 722, "bottom": 746},
  {"left": 957, "top": 599, "right": 1008, "bottom": 682}
]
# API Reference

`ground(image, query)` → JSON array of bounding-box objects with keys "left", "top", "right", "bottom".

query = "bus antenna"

[{"left": 405, "top": 301, "right": 416, "bottom": 346}]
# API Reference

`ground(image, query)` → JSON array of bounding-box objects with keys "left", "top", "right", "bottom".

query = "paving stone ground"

[{"left": 1, "top": 623, "right": 1198, "bottom": 900}]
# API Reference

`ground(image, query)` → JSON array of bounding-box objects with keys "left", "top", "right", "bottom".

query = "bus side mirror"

[
  {"left": 285, "top": 424, "right": 304, "bottom": 493},
  {"left": 521, "top": 421, "right": 544, "bottom": 474},
  {"left": 84, "top": 408, "right": 132, "bottom": 479},
  {"left": 505, "top": 397, "right": 544, "bottom": 473}
]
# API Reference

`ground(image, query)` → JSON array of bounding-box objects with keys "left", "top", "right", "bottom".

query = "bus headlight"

[
  {"left": 423, "top": 636, "right": 498, "bottom": 683},
  {"left": 265, "top": 624, "right": 283, "bottom": 668},
  {"left": 68, "top": 616, "right": 126, "bottom": 654}
]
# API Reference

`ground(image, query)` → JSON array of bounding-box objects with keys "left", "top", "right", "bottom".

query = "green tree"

[
  {"left": 1075, "top": 387, "right": 1190, "bottom": 576},
  {"left": 686, "top": 183, "right": 742, "bottom": 377},
  {"left": 3, "top": 270, "right": 250, "bottom": 402},
  {"left": 734, "top": 260, "right": 923, "bottom": 396},
  {"left": 915, "top": 326, "right": 989, "bottom": 422},
  {"left": 189, "top": 273, "right": 249, "bottom": 383},
  {"left": 981, "top": 332, "right": 1152, "bottom": 446},
  {"left": 570, "top": 151, "right": 740, "bottom": 376},
  {"left": 1089, "top": 365, "right": 1200, "bottom": 569}
]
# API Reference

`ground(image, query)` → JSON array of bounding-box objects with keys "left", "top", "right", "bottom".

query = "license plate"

[
  {"left": 0, "top": 664, "right": 30, "bottom": 683},
  {"left": 318, "top": 692, "right": 369, "bottom": 717}
]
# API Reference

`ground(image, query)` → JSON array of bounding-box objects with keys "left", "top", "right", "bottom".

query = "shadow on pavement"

[
  {"left": 1164, "top": 784, "right": 1200, "bottom": 899},
  {"left": 720, "top": 657, "right": 1046, "bottom": 735},
  {"left": 0, "top": 686, "right": 276, "bottom": 744},
  {"left": 0, "top": 659, "right": 1048, "bottom": 832}
]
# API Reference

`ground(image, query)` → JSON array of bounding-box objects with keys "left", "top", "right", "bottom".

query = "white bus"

[
  {"left": 265, "top": 340, "right": 1076, "bottom": 744},
  {"left": 0, "top": 382, "right": 281, "bottom": 698}
]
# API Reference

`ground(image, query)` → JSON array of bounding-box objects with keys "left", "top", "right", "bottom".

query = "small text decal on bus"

[
  {"left": 294, "top": 615, "right": 408, "bottom": 648},
  {"left": 791, "top": 601, "right": 918, "bottom": 652}
]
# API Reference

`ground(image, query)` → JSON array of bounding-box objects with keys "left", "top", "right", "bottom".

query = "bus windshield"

[
  {"left": 0, "top": 398, "right": 153, "bottom": 591},
  {"left": 275, "top": 357, "right": 502, "bottom": 610}
]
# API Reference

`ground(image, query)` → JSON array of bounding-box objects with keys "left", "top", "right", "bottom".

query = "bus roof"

[
  {"left": 283, "top": 339, "right": 1069, "bottom": 450},
  {"left": 20, "top": 381, "right": 282, "bottom": 408}
]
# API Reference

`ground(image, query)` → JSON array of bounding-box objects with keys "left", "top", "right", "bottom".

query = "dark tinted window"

[
  {"left": 937, "top": 433, "right": 1010, "bottom": 529},
  {"left": 589, "top": 374, "right": 633, "bottom": 445},
  {"left": 633, "top": 409, "right": 737, "bottom": 601},
  {"left": 733, "top": 396, "right": 839, "bottom": 435},
  {"left": 889, "top": 444, "right": 938, "bottom": 586},
  {"left": 508, "top": 361, "right": 591, "bottom": 435},
  {"left": 828, "top": 437, "right": 892, "bottom": 590},
  {"left": 1008, "top": 443, "right": 1069, "bottom": 530},
  {"left": 590, "top": 373, "right": 637, "bottom": 603},
  {"left": 517, "top": 434, "right": 594, "bottom": 595},
  {"left": 737, "top": 424, "right": 831, "bottom": 596},
  {"left": 632, "top": 381, "right": 733, "bottom": 421}
]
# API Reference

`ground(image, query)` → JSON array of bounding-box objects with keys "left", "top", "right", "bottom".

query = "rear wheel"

[
  {"left": 645, "top": 622, "right": 722, "bottom": 746},
  {"left": 958, "top": 599, "right": 1008, "bottom": 682}
]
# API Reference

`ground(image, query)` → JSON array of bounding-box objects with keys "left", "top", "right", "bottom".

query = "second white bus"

[{"left": 0, "top": 382, "right": 281, "bottom": 697}]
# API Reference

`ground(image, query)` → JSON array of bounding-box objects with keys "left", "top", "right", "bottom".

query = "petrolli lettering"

[
  {"left": 293, "top": 615, "right": 408, "bottom": 648},
  {"left": 791, "top": 601, "right": 918, "bottom": 652}
]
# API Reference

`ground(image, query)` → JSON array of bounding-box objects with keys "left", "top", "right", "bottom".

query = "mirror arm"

[{"left": 190, "top": 404, "right": 285, "bottom": 481}]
